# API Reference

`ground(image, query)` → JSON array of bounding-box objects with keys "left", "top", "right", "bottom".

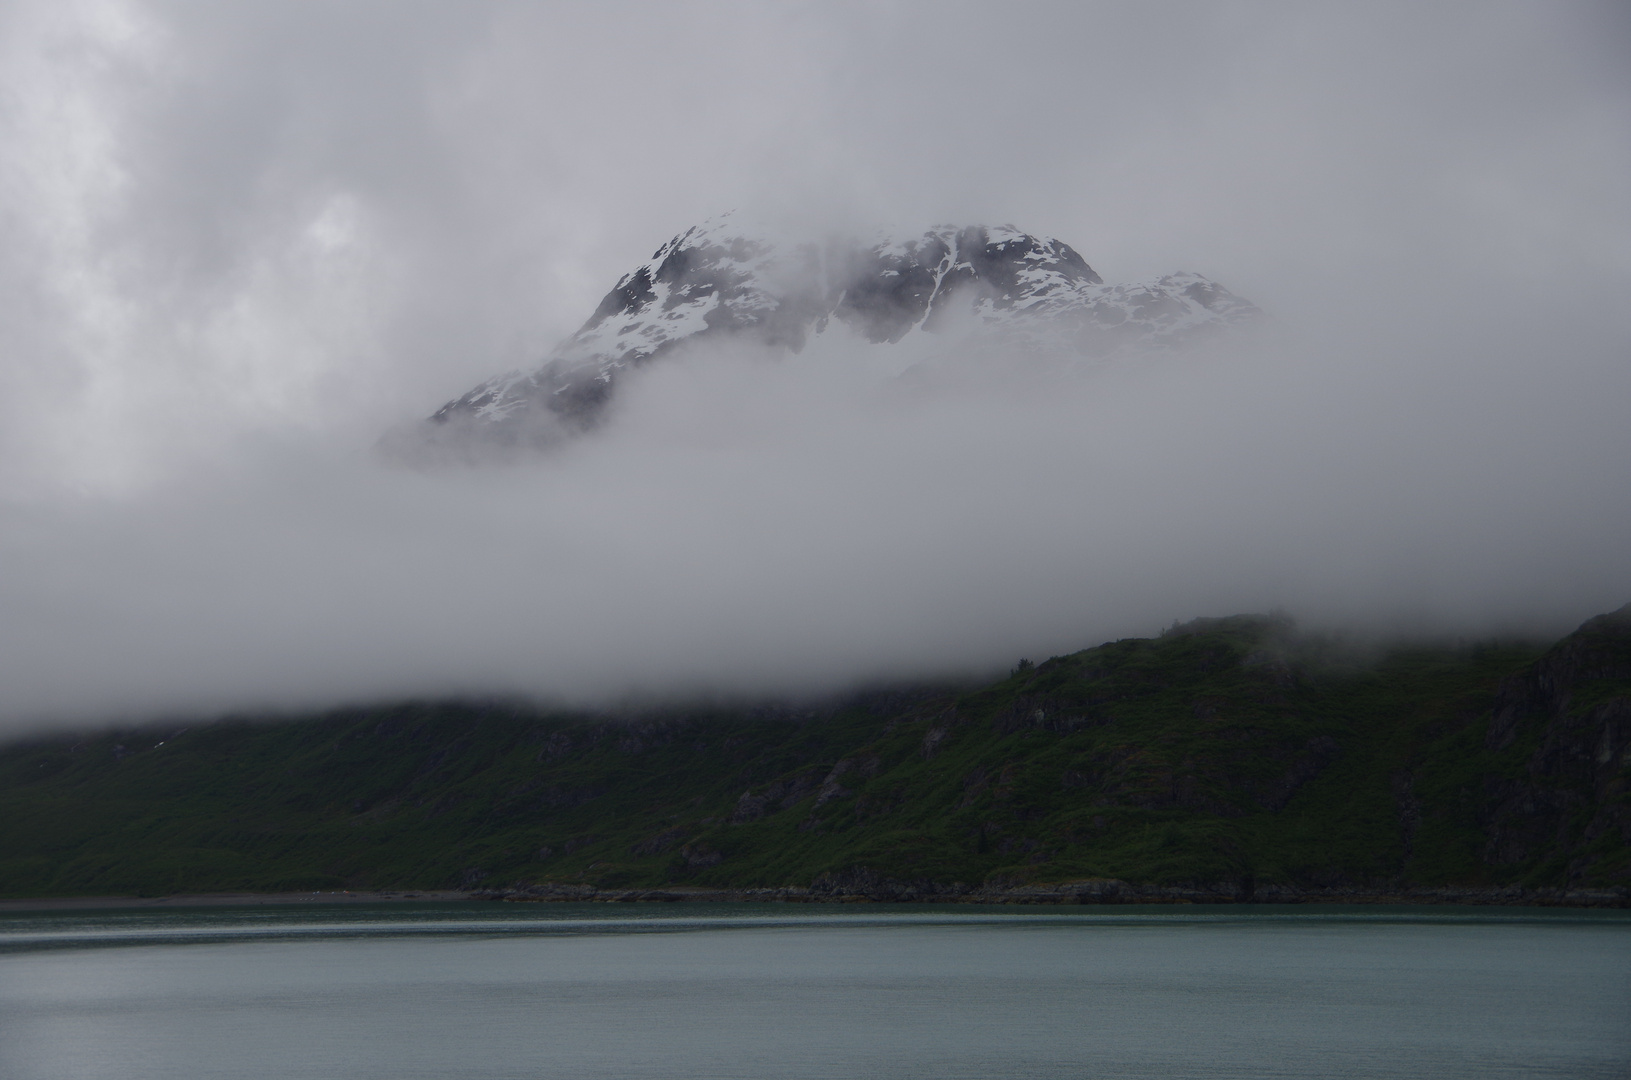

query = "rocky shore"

[
  {"left": 0, "top": 890, "right": 472, "bottom": 912},
  {"left": 5, "top": 881, "right": 1625, "bottom": 912},
  {"left": 475, "top": 878, "right": 1630, "bottom": 908}
]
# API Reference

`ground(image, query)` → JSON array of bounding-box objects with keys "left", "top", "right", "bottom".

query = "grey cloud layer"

[{"left": 0, "top": 1, "right": 1627, "bottom": 728}]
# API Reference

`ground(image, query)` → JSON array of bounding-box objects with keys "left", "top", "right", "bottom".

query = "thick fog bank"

[{"left": 2, "top": 311, "right": 1627, "bottom": 732}]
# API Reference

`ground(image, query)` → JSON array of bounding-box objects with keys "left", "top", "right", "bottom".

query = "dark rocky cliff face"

[
  {"left": 1483, "top": 603, "right": 1631, "bottom": 880},
  {"left": 393, "top": 217, "right": 1259, "bottom": 459}
]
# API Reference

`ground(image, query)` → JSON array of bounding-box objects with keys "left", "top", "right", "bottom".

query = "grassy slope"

[{"left": 1, "top": 615, "right": 1620, "bottom": 899}]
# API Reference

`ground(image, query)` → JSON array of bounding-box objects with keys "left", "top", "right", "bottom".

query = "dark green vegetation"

[{"left": 2, "top": 607, "right": 1628, "bottom": 900}]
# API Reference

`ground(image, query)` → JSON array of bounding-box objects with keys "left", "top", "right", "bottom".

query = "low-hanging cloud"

[
  {"left": 3, "top": 311, "right": 1628, "bottom": 729},
  {"left": 0, "top": 0, "right": 1628, "bottom": 731}
]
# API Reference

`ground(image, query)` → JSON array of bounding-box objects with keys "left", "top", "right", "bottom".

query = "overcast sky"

[{"left": 1, "top": 0, "right": 1628, "bottom": 729}]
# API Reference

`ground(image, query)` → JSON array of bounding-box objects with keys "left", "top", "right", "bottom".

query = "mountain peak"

[{"left": 408, "top": 218, "right": 1260, "bottom": 455}]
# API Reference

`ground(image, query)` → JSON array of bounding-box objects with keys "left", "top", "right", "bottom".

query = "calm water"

[{"left": 1, "top": 903, "right": 1627, "bottom": 1079}]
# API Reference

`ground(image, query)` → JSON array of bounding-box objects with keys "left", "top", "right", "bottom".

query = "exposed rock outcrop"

[{"left": 1482, "top": 603, "right": 1631, "bottom": 881}]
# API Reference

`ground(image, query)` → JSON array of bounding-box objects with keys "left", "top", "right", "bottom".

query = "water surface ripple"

[{"left": 1, "top": 903, "right": 1626, "bottom": 1079}]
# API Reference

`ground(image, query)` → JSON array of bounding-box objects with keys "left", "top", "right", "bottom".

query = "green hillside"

[{"left": 2, "top": 609, "right": 1627, "bottom": 900}]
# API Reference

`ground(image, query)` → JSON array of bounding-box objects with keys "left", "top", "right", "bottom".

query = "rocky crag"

[
  {"left": 404, "top": 216, "right": 1260, "bottom": 456},
  {"left": 1482, "top": 604, "right": 1631, "bottom": 880}
]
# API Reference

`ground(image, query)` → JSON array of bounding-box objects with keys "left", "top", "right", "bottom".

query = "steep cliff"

[{"left": 1483, "top": 603, "right": 1631, "bottom": 882}]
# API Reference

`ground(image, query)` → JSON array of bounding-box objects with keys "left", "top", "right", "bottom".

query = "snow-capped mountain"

[{"left": 413, "top": 215, "right": 1259, "bottom": 452}]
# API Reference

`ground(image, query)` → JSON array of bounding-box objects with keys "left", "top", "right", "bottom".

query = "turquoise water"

[{"left": 0, "top": 903, "right": 1626, "bottom": 1079}]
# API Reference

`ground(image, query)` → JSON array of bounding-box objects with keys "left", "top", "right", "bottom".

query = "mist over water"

[{"left": 0, "top": 2, "right": 1628, "bottom": 730}]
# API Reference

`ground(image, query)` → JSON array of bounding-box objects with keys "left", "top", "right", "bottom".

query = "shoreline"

[
  {"left": 4, "top": 880, "right": 1626, "bottom": 912},
  {"left": 0, "top": 890, "right": 475, "bottom": 912},
  {"left": 474, "top": 880, "right": 1631, "bottom": 908}
]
